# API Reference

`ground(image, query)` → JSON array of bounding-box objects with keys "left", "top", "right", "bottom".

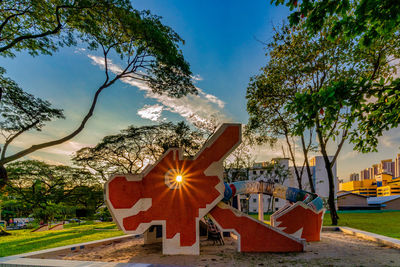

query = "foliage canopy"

[
  {"left": 73, "top": 122, "right": 205, "bottom": 181},
  {"left": 0, "top": 0, "right": 197, "bottom": 188}
]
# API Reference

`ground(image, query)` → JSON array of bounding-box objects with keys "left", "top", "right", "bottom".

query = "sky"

[{"left": 1, "top": 0, "right": 399, "bottom": 181}]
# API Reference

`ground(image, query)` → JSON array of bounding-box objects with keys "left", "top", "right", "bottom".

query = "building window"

[
  {"left": 253, "top": 209, "right": 257, "bottom": 212},
  {"left": 253, "top": 171, "right": 256, "bottom": 175},
  {"left": 260, "top": 171, "right": 264, "bottom": 174},
  {"left": 275, "top": 198, "right": 279, "bottom": 202},
  {"left": 253, "top": 198, "right": 257, "bottom": 203}
]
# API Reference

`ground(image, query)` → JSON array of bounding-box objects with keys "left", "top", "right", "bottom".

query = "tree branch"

[
  {"left": 330, "top": 129, "right": 348, "bottom": 168},
  {"left": 0, "top": 6, "right": 31, "bottom": 34},
  {"left": 0, "top": 5, "right": 65, "bottom": 53},
  {"left": 1, "top": 119, "right": 40, "bottom": 160}
]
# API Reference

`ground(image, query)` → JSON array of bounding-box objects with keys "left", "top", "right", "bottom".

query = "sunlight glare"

[{"left": 176, "top": 175, "right": 183, "bottom": 183}]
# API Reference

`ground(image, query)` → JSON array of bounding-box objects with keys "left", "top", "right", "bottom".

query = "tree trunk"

[
  {"left": 284, "top": 132, "right": 302, "bottom": 189},
  {"left": 315, "top": 120, "right": 339, "bottom": 225},
  {"left": 272, "top": 196, "right": 275, "bottom": 213},
  {"left": 0, "top": 164, "right": 7, "bottom": 190},
  {"left": 301, "top": 135, "right": 315, "bottom": 193},
  {"left": 320, "top": 152, "right": 338, "bottom": 225}
]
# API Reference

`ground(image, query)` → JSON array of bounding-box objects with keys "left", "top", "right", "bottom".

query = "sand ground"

[{"left": 30, "top": 231, "right": 400, "bottom": 266}]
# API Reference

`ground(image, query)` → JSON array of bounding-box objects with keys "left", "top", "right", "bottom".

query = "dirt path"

[{"left": 32, "top": 231, "right": 400, "bottom": 266}]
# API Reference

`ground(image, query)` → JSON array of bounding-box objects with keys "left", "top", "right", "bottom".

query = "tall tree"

[
  {"left": 0, "top": 1, "right": 197, "bottom": 188},
  {"left": 246, "top": 25, "right": 317, "bottom": 192},
  {"left": 248, "top": 23, "right": 399, "bottom": 224},
  {"left": 273, "top": 0, "right": 400, "bottom": 154},
  {"left": 5, "top": 160, "right": 102, "bottom": 220},
  {"left": 73, "top": 122, "right": 205, "bottom": 181}
]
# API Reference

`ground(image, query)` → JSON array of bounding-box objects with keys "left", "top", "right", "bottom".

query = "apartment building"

[{"left": 247, "top": 156, "right": 337, "bottom": 213}]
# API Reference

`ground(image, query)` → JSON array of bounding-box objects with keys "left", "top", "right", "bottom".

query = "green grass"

[
  {"left": 251, "top": 211, "right": 400, "bottom": 240},
  {"left": 323, "top": 211, "right": 400, "bottom": 239},
  {"left": 2, "top": 212, "right": 400, "bottom": 257},
  {"left": 0, "top": 222, "right": 124, "bottom": 257}
]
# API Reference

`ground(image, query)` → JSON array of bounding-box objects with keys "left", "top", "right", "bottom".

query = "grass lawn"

[
  {"left": 2, "top": 212, "right": 399, "bottom": 257},
  {"left": 323, "top": 211, "right": 400, "bottom": 239},
  {"left": 251, "top": 211, "right": 400, "bottom": 240},
  {"left": 0, "top": 222, "right": 124, "bottom": 257}
]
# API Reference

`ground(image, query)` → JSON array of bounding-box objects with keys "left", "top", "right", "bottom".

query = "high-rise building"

[
  {"left": 350, "top": 173, "right": 360, "bottom": 181},
  {"left": 373, "top": 164, "right": 379, "bottom": 178},
  {"left": 395, "top": 154, "right": 400, "bottom": 178},
  {"left": 380, "top": 159, "right": 393, "bottom": 175},
  {"left": 342, "top": 153, "right": 400, "bottom": 197},
  {"left": 360, "top": 169, "right": 370, "bottom": 180},
  {"left": 369, "top": 167, "right": 374, "bottom": 180},
  {"left": 391, "top": 162, "right": 395, "bottom": 176}
]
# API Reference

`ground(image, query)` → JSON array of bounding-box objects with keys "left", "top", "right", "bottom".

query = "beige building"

[
  {"left": 337, "top": 192, "right": 368, "bottom": 210},
  {"left": 349, "top": 173, "right": 359, "bottom": 181},
  {"left": 395, "top": 154, "right": 400, "bottom": 178}
]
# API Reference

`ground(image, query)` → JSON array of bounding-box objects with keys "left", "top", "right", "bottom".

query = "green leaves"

[
  {"left": 5, "top": 160, "right": 103, "bottom": 220},
  {"left": 267, "top": 1, "right": 400, "bottom": 154},
  {"left": 350, "top": 79, "right": 400, "bottom": 153},
  {"left": 273, "top": 0, "right": 400, "bottom": 48},
  {"left": 0, "top": 68, "right": 65, "bottom": 133},
  {"left": 73, "top": 122, "right": 205, "bottom": 180},
  {"left": 0, "top": 0, "right": 197, "bottom": 173}
]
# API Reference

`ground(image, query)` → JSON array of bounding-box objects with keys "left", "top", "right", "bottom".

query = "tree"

[
  {"left": 223, "top": 134, "right": 257, "bottom": 183},
  {"left": 0, "top": 0, "right": 132, "bottom": 56},
  {"left": 273, "top": 0, "right": 400, "bottom": 47},
  {"left": 73, "top": 122, "right": 206, "bottom": 180},
  {"left": 273, "top": 0, "right": 400, "bottom": 154},
  {"left": 32, "top": 202, "right": 61, "bottom": 225},
  {"left": 0, "top": 68, "right": 65, "bottom": 158},
  {"left": 5, "top": 160, "right": 103, "bottom": 220},
  {"left": 0, "top": 1, "right": 197, "bottom": 188},
  {"left": 1, "top": 198, "right": 29, "bottom": 221},
  {"left": 246, "top": 25, "right": 317, "bottom": 192},
  {"left": 248, "top": 22, "right": 399, "bottom": 224}
]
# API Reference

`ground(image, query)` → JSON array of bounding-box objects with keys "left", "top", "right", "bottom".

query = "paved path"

[{"left": 24, "top": 231, "right": 400, "bottom": 267}]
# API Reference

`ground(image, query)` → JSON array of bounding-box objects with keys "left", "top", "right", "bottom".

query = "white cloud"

[
  {"left": 379, "top": 128, "right": 400, "bottom": 148},
  {"left": 197, "top": 88, "right": 225, "bottom": 108},
  {"left": 28, "top": 155, "right": 66, "bottom": 166},
  {"left": 137, "top": 104, "right": 164, "bottom": 121},
  {"left": 191, "top": 74, "right": 203, "bottom": 81},
  {"left": 12, "top": 136, "right": 92, "bottom": 156},
  {"left": 43, "top": 141, "right": 92, "bottom": 156},
  {"left": 339, "top": 150, "right": 359, "bottom": 161},
  {"left": 88, "top": 55, "right": 230, "bottom": 129},
  {"left": 74, "top": 48, "right": 87, "bottom": 54}
]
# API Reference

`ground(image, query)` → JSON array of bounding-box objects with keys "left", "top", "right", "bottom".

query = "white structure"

[
  {"left": 247, "top": 156, "right": 338, "bottom": 213},
  {"left": 395, "top": 154, "right": 400, "bottom": 178}
]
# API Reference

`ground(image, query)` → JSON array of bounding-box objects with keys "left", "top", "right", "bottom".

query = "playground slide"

[
  {"left": 208, "top": 201, "right": 305, "bottom": 252},
  {"left": 105, "top": 123, "right": 323, "bottom": 255},
  {"left": 223, "top": 180, "right": 324, "bottom": 212},
  {"left": 221, "top": 180, "right": 325, "bottom": 242}
]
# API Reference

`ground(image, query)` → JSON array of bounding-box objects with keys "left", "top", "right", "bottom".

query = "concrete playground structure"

[
  {"left": 3, "top": 227, "right": 400, "bottom": 266},
  {"left": 105, "top": 123, "right": 324, "bottom": 255}
]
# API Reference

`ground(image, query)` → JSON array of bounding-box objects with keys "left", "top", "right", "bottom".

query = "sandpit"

[{"left": 29, "top": 231, "right": 400, "bottom": 266}]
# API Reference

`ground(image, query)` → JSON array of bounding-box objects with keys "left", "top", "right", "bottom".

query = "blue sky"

[{"left": 1, "top": 0, "right": 399, "bottom": 180}]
